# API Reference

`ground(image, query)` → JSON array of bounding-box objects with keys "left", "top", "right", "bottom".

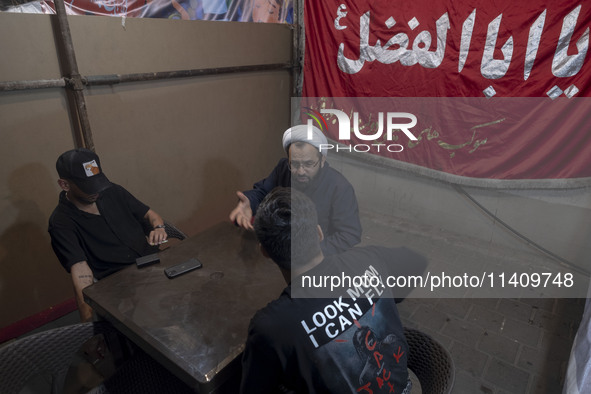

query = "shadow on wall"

[
  {"left": 178, "top": 158, "right": 246, "bottom": 236},
  {"left": 0, "top": 163, "right": 71, "bottom": 328}
]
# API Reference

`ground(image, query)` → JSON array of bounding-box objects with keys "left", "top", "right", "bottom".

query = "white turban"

[{"left": 282, "top": 125, "right": 328, "bottom": 156}]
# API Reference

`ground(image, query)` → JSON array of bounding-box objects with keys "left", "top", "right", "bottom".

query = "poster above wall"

[{"left": 2, "top": 0, "right": 294, "bottom": 23}]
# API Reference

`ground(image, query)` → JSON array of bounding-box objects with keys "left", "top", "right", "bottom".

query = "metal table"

[{"left": 84, "top": 222, "right": 285, "bottom": 393}]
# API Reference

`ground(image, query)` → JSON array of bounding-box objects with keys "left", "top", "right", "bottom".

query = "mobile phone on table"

[
  {"left": 136, "top": 253, "right": 160, "bottom": 268},
  {"left": 164, "top": 258, "right": 203, "bottom": 279}
]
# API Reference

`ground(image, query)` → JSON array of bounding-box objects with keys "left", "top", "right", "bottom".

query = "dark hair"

[{"left": 254, "top": 187, "right": 321, "bottom": 270}]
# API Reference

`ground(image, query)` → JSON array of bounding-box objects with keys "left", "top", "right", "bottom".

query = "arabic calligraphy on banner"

[
  {"left": 303, "top": 0, "right": 590, "bottom": 97},
  {"left": 302, "top": 0, "right": 591, "bottom": 180},
  {"left": 299, "top": 97, "right": 591, "bottom": 179}
]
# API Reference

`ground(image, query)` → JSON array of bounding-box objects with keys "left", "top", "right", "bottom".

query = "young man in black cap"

[
  {"left": 229, "top": 124, "right": 362, "bottom": 255},
  {"left": 48, "top": 148, "right": 167, "bottom": 321},
  {"left": 241, "top": 187, "right": 426, "bottom": 393}
]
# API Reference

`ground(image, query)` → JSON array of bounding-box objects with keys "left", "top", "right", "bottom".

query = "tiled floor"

[{"left": 360, "top": 212, "right": 586, "bottom": 394}]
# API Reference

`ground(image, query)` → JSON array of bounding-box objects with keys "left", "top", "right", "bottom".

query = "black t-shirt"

[
  {"left": 241, "top": 246, "right": 420, "bottom": 394},
  {"left": 48, "top": 184, "right": 158, "bottom": 279}
]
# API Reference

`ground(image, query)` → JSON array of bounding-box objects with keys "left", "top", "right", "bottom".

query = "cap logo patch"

[{"left": 83, "top": 160, "right": 100, "bottom": 177}]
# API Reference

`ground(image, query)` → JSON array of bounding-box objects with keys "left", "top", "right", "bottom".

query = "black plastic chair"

[
  {"left": 0, "top": 321, "right": 116, "bottom": 394},
  {"left": 86, "top": 347, "right": 194, "bottom": 394},
  {"left": 0, "top": 320, "right": 193, "bottom": 394},
  {"left": 404, "top": 327, "right": 455, "bottom": 394}
]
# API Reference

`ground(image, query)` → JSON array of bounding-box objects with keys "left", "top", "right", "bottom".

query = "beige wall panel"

[
  {"left": 0, "top": 89, "right": 76, "bottom": 327},
  {"left": 85, "top": 71, "right": 290, "bottom": 235},
  {"left": 68, "top": 15, "right": 293, "bottom": 75},
  {"left": 0, "top": 13, "right": 62, "bottom": 82}
]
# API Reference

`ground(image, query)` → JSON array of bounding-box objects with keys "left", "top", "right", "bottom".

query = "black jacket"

[{"left": 243, "top": 158, "right": 362, "bottom": 255}]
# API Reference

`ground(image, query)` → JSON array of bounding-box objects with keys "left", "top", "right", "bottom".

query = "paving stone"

[
  {"left": 532, "top": 309, "right": 580, "bottom": 341},
  {"left": 483, "top": 359, "right": 530, "bottom": 393},
  {"left": 496, "top": 299, "right": 536, "bottom": 324},
  {"left": 477, "top": 331, "right": 520, "bottom": 364},
  {"left": 414, "top": 325, "right": 454, "bottom": 349},
  {"left": 539, "top": 332, "right": 573, "bottom": 373},
  {"left": 400, "top": 317, "right": 419, "bottom": 330},
  {"left": 554, "top": 298, "right": 586, "bottom": 318},
  {"left": 530, "top": 372, "right": 566, "bottom": 394},
  {"left": 436, "top": 298, "right": 473, "bottom": 319},
  {"left": 413, "top": 298, "right": 440, "bottom": 308},
  {"left": 396, "top": 297, "right": 421, "bottom": 319},
  {"left": 467, "top": 304, "right": 506, "bottom": 333},
  {"left": 520, "top": 343, "right": 569, "bottom": 393},
  {"left": 450, "top": 341, "right": 489, "bottom": 377},
  {"left": 470, "top": 298, "right": 500, "bottom": 309},
  {"left": 441, "top": 317, "right": 484, "bottom": 348},
  {"left": 409, "top": 303, "right": 450, "bottom": 332},
  {"left": 451, "top": 370, "right": 495, "bottom": 394},
  {"left": 500, "top": 316, "right": 542, "bottom": 347},
  {"left": 518, "top": 298, "right": 556, "bottom": 313},
  {"left": 433, "top": 286, "right": 468, "bottom": 298},
  {"left": 540, "top": 329, "right": 576, "bottom": 351},
  {"left": 517, "top": 345, "right": 543, "bottom": 373},
  {"left": 465, "top": 286, "right": 502, "bottom": 300}
]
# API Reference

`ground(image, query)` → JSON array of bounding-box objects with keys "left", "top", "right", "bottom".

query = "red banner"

[
  {"left": 302, "top": 0, "right": 591, "bottom": 180},
  {"left": 303, "top": 0, "right": 591, "bottom": 97},
  {"left": 299, "top": 97, "right": 591, "bottom": 179}
]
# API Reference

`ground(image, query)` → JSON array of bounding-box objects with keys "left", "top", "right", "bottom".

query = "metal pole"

[
  {"left": 0, "top": 79, "right": 66, "bottom": 92},
  {"left": 289, "top": 0, "right": 305, "bottom": 126},
  {"left": 0, "top": 63, "right": 292, "bottom": 91},
  {"left": 84, "top": 63, "right": 293, "bottom": 86},
  {"left": 52, "top": 0, "right": 94, "bottom": 151},
  {"left": 294, "top": 0, "right": 304, "bottom": 98}
]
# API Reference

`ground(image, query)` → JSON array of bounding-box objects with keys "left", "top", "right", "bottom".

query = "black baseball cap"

[{"left": 56, "top": 148, "right": 112, "bottom": 194}]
